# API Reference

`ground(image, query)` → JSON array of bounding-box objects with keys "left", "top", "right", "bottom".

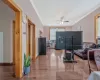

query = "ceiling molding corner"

[
  {"left": 73, "top": 3, "right": 100, "bottom": 26},
  {"left": 29, "top": 0, "right": 44, "bottom": 25}
]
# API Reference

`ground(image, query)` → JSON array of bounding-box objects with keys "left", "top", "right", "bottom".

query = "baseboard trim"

[{"left": 0, "top": 63, "right": 13, "bottom": 66}]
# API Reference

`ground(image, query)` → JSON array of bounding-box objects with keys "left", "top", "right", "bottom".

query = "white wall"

[
  {"left": 0, "top": 1, "right": 15, "bottom": 63},
  {"left": 72, "top": 7, "right": 100, "bottom": 43},
  {"left": 14, "top": 0, "right": 43, "bottom": 57},
  {"left": 21, "top": 13, "right": 27, "bottom": 73}
]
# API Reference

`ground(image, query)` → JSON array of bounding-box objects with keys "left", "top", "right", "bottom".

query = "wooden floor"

[{"left": 0, "top": 49, "right": 96, "bottom": 80}]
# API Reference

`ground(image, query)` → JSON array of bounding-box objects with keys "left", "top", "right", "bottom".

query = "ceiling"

[{"left": 32, "top": 0, "right": 100, "bottom": 26}]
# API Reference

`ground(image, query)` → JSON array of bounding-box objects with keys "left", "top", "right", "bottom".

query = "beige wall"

[
  {"left": 65, "top": 26, "right": 72, "bottom": 31},
  {"left": 72, "top": 7, "right": 100, "bottom": 43},
  {"left": 43, "top": 26, "right": 72, "bottom": 40},
  {"left": 43, "top": 27, "right": 49, "bottom": 40}
]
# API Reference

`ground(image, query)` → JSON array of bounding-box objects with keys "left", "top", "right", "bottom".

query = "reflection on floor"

[{"left": 0, "top": 49, "right": 95, "bottom": 80}]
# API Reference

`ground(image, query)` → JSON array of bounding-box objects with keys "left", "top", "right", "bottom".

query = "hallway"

[{"left": 0, "top": 49, "right": 91, "bottom": 80}]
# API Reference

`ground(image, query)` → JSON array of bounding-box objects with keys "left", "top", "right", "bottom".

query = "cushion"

[
  {"left": 90, "top": 44, "right": 97, "bottom": 48},
  {"left": 83, "top": 42, "right": 96, "bottom": 49}
]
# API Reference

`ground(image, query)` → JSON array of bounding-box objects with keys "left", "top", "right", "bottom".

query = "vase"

[{"left": 24, "top": 66, "right": 30, "bottom": 75}]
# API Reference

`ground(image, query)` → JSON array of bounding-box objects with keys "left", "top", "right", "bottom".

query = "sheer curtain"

[
  {"left": 50, "top": 28, "right": 65, "bottom": 40},
  {"left": 98, "top": 17, "right": 100, "bottom": 38},
  {"left": 97, "top": 17, "right": 100, "bottom": 44},
  {"left": 50, "top": 28, "right": 56, "bottom": 40}
]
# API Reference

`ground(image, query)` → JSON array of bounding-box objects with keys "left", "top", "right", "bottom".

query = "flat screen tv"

[{"left": 56, "top": 31, "right": 83, "bottom": 50}]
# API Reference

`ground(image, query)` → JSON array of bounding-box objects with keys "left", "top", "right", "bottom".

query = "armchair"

[{"left": 88, "top": 49, "right": 100, "bottom": 73}]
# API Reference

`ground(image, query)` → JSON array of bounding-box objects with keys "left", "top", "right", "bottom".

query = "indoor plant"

[{"left": 24, "top": 54, "right": 31, "bottom": 75}]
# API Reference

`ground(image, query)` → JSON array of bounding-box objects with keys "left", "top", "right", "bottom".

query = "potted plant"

[{"left": 24, "top": 54, "right": 31, "bottom": 75}]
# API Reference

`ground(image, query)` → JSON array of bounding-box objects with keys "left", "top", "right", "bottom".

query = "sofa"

[{"left": 74, "top": 42, "right": 97, "bottom": 60}]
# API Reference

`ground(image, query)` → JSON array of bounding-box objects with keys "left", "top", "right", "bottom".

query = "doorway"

[
  {"left": 27, "top": 18, "right": 36, "bottom": 61},
  {"left": 3, "top": 0, "right": 22, "bottom": 78}
]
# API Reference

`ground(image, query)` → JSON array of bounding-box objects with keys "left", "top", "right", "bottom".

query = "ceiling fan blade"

[{"left": 63, "top": 21, "right": 69, "bottom": 22}]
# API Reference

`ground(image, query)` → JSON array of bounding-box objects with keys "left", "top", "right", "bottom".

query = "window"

[{"left": 50, "top": 28, "right": 65, "bottom": 40}]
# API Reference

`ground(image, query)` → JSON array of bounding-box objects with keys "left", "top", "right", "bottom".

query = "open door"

[
  {"left": 27, "top": 24, "right": 31, "bottom": 56},
  {"left": 13, "top": 20, "right": 15, "bottom": 65},
  {"left": 30, "top": 24, "right": 36, "bottom": 60},
  {"left": 32, "top": 24, "right": 36, "bottom": 60},
  {"left": 27, "top": 18, "right": 36, "bottom": 60}
]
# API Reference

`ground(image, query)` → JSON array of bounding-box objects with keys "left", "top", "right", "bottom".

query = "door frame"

[
  {"left": 26, "top": 17, "right": 36, "bottom": 61},
  {"left": 94, "top": 14, "right": 100, "bottom": 43},
  {"left": 3, "top": 0, "right": 22, "bottom": 78}
]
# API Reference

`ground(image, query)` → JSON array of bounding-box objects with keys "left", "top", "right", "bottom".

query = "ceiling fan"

[{"left": 57, "top": 16, "right": 69, "bottom": 24}]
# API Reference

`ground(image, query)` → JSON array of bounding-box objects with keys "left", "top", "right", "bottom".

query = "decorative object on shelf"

[
  {"left": 79, "top": 26, "right": 81, "bottom": 31},
  {"left": 22, "top": 13, "right": 27, "bottom": 24},
  {"left": 77, "top": 26, "right": 82, "bottom": 31},
  {"left": 39, "top": 30, "right": 43, "bottom": 37},
  {"left": 24, "top": 53, "right": 31, "bottom": 75}
]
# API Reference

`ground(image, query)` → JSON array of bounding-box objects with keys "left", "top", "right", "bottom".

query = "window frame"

[{"left": 49, "top": 27, "right": 65, "bottom": 40}]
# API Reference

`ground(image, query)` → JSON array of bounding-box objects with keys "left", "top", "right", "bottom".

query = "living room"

[
  {"left": 1, "top": 0, "right": 100, "bottom": 80},
  {"left": 37, "top": 1, "right": 100, "bottom": 79}
]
